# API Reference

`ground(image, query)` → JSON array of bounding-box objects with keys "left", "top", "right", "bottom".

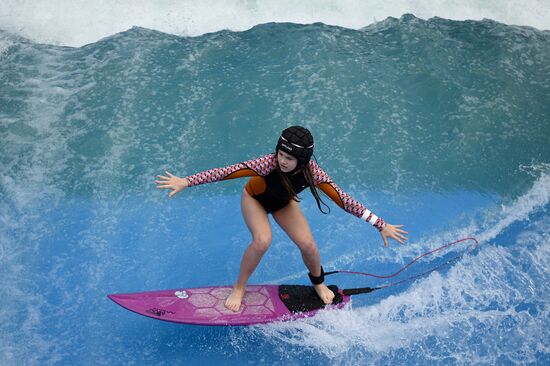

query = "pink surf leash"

[{"left": 324, "top": 237, "right": 480, "bottom": 296}]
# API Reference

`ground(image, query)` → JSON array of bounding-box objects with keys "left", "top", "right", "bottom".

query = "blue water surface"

[{"left": 1, "top": 15, "right": 549, "bottom": 365}]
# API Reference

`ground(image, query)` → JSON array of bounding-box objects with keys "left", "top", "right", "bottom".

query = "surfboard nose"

[{"left": 107, "top": 294, "right": 127, "bottom": 307}]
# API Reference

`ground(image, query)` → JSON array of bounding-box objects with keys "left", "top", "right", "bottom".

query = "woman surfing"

[{"left": 155, "top": 126, "right": 408, "bottom": 312}]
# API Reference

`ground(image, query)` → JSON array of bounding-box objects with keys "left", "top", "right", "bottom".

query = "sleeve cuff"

[
  {"left": 361, "top": 209, "right": 386, "bottom": 231},
  {"left": 184, "top": 176, "right": 195, "bottom": 187}
]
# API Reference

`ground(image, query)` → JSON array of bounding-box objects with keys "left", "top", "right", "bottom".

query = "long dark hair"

[
  {"left": 276, "top": 161, "right": 331, "bottom": 215},
  {"left": 304, "top": 164, "right": 331, "bottom": 214}
]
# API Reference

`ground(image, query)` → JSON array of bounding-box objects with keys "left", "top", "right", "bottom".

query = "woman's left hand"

[{"left": 380, "top": 223, "right": 408, "bottom": 247}]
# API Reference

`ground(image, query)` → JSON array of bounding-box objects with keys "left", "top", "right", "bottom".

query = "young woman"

[{"left": 155, "top": 126, "right": 407, "bottom": 312}]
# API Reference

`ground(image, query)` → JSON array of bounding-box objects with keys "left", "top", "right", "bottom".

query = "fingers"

[
  {"left": 395, "top": 232, "right": 407, "bottom": 241},
  {"left": 168, "top": 188, "right": 181, "bottom": 198},
  {"left": 156, "top": 171, "right": 176, "bottom": 181},
  {"left": 154, "top": 171, "right": 182, "bottom": 199},
  {"left": 388, "top": 224, "right": 408, "bottom": 244},
  {"left": 155, "top": 174, "right": 174, "bottom": 188},
  {"left": 394, "top": 230, "right": 408, "bottom": 244},
  {"left": 155, "top": 177, "right": 173, "bottom": 188},
  {"left": 385, "top": 231, "right": 403, "bottom": 244},
  {"left": 391, "top": 224, "right": 408, "bottom": 234},
  {"left": 393, "top": 235, "right": 405, "bottom": 244},
  {"left": 381, "top": 225, "right": 408, "bottom": 247}
]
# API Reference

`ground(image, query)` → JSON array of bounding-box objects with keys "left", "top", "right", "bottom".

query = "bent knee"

[
  {"left": 252, "top": 234, "right": 272, "bottom": 252},
  {"left": 295, "top": 237, "right": 318, "bottom": 253}
]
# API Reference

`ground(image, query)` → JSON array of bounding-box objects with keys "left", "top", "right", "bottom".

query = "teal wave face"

[{"left": 2, "top": 16, "right": 549, "bottom": 201}]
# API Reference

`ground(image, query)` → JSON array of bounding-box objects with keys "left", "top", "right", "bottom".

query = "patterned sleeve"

[
  {"left": 309, "top": 160, "right": 386, "bottom": 231},
  {"left": 185, "top": 153, "right": 277, "bottom": 187}
]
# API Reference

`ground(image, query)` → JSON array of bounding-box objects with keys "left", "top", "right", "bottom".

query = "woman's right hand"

[{"left": 155, "top": 171, "right": 189, "bottom": 198}]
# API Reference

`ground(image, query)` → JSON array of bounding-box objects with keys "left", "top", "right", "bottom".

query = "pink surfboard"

[{"left": 108, "top": 284, "right": 351, "bottom": 326}]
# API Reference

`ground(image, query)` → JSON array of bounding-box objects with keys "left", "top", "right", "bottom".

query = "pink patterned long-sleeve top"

[{"left": 186, "top": 153, "right": 385, "bottom": 231}]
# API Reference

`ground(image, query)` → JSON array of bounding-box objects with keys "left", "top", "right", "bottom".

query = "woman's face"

[{"left": 277, "top": 150, "right": 298, "bottom": 173}]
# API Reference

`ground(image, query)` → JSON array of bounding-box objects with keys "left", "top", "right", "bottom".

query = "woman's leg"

[
  {"left": 272, "top": 200, "right": 335, "bottom": 304},
  {"left": 225, "top": 189, "right": 272, "bottom": 312}
]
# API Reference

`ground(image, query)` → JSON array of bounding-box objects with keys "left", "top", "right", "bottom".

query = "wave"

[{"left": 1, "top": 0, "right": 549, "bottom": 47}]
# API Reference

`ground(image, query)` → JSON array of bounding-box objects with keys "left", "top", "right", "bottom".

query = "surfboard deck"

[{"left": 108, "top": 284, "right": 351, "bottom": 326}]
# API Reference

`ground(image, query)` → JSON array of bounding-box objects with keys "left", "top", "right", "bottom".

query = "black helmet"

[{"left": 276, "top": 126, "right": 314, "bottom": 167}]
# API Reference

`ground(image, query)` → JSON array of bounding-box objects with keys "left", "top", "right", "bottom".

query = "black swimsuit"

[{"left": 247, "top": 169, "right": 309, "bottom": 213}]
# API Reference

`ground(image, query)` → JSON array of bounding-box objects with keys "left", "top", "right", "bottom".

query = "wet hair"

[
  {"left": 276, "top": 160, "right": 331, "bottom": 215},
  {"left": 304, "top": 163, "right": 331, "bottom": 214}
]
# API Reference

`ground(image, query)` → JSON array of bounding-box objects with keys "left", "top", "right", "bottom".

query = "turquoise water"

[{"left": 1, "top": 14, "right": 549, "bottom": 365}]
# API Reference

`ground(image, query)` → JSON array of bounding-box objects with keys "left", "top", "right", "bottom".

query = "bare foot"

[
  {"left": 224, "top": 286, "right": 245, "bottom": 312},
  {"left": 313, "top": 283, "right": 335, "bottom": 305}
]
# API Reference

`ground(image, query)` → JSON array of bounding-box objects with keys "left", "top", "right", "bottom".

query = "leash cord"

[{"left": 325, "top": 237, "right": 479, "bottom": 296}]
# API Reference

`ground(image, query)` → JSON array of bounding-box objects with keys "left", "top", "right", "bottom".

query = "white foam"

[
  {"left": 253, "top": 236, "right": 549, "bottom": 363},
  {"left": 1, "top": 0, "right": 548, "bottom": 47},
  {"left": 479, "top": 164, "right": 550, "bottom": 243},
  {"left": 0, "top": 36, "right": 14, "bottom": 57}
]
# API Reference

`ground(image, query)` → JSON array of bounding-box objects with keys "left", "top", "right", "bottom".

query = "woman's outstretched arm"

[
  {"left": 155, "top": 153, "right": 277, "bottom": 198},
  {"left": 309, "top": 160, "right": 408, "bottom": 246}
]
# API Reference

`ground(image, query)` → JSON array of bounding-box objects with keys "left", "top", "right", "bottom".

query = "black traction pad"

[{"left": 278, "top": 284, "right": 343, "bottom": 313}]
